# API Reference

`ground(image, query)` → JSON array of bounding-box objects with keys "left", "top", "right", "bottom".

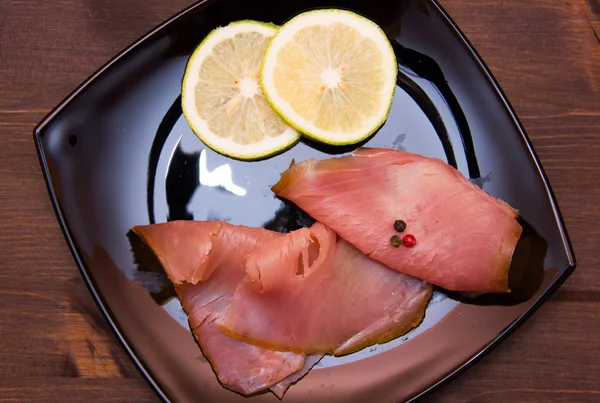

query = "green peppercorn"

[
  {"left": 393, "top": 220, "right": 407, "bottom": 233},
  {"left": 390, "top": 235, "right": 402, "bottom": 248}
]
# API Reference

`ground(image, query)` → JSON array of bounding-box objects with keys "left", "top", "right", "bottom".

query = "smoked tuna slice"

[
  {"left": 178, "top": 281, "right": 305, "bottom": 395},
  {"left": 269, "top": 355, "right": 324, "bottom": 399},
  {"left": 271, "top": 148, "right": 523, "bottom": 292},
  {"left": 217, "top": 223, "right": 432, "bottom": 355},
  {"left": 131, "top": 221, "right": 306, "bottom": 396}
]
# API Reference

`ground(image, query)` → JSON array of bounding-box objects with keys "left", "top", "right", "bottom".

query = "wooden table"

[{"left": 1, "top": 0, "right": 599, "bottom": 401}]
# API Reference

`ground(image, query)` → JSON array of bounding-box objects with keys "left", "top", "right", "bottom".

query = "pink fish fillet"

[
  {"left": 269, "top": 354, "right": 324, "bottom": 399},
  {"left": 271, "top": 148, "right": 523, "bottom": 292},
  {"left": 131, "top": 221, "right": 317, "bottom": 397},
  {"left": 217, "top": 223, "right": 433, "bottom": 355}
]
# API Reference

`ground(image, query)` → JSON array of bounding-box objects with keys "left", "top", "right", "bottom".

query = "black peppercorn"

[{"left": 393, "top": 220, "right": 407, "bottom": 233}]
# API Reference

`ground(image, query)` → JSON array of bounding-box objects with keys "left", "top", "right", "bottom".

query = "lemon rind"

[
  {"left": 181, "top": 20, "right": 301, "bottom": 160},
  {"left": 260, "top": 9, "right": 397, "bottom": 146}
]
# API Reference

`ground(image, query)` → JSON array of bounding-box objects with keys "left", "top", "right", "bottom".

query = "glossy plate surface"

[{"left": 34, "top": 0, "right": 576, "bottom": 401}]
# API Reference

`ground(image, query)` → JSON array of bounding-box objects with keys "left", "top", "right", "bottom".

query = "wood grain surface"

[{"left": 0, "top": 0, "right": 599, "bottom": 402}]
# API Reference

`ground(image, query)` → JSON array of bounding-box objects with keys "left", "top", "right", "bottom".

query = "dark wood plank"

[
  {"left": 0, "top": 123, "right": 88, "bottom": 279},
  {"left": 422, "top": 299, "right": 600, "bottom": 402},
  {"left": 0, "top": 273, "right": 144, "bottom": 379},
  {"left": 0, "top": 0, "right": 599, "bottom": 402},
  {"left": 0, "top": 379, "right": 158, "bottom": 402},
  {"left": 0, "top": 0, "right": 195, "bottom": 112}
]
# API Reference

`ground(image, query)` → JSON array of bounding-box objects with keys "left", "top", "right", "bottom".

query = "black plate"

[{"left": 34, "top": 0, "right": 576, "bottom": 401}]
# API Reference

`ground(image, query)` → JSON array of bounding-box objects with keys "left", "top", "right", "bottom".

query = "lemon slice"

[
  {"left": 182, "top": 21, "right": 300, "bottom": 160},
  {"left": 261, "top": 10, "right": 398, "bottom": 145}
]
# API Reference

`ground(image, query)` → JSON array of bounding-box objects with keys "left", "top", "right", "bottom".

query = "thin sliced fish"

[
  {"left": 131, "top": 221, "right": 308, "bottom": 396},
  {"left": 272, "top": 148, "right": 523, "bottom": 292},
  {"left": 217, "top": 223, "right": 432, "bottom": 355}
]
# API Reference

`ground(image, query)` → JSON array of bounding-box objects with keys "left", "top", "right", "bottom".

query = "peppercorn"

[
  {"left": 393, "top": 220, "right": 407, "bottom": 232},
  {"left": 390, "top": 235, "right": 402, "bottom": 248},
  {"left": 402, "top": 234, "right": 417, "bottom": 247}
]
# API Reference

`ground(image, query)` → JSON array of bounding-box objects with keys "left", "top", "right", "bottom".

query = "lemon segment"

[
  {"left": 182, "top": 21, "right": 300, "bottom": 160},
  {"left": 261, "top": 10, "right": 398, "bottom": 145}
]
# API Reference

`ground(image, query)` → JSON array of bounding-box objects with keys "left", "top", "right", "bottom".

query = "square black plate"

[{"left": 34, "top": 0, "right": 576, "bottom": 402}]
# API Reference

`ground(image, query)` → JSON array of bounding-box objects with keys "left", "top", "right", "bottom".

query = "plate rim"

[{"left": 32, "top": 0, "right": 577, "bottom": 402}]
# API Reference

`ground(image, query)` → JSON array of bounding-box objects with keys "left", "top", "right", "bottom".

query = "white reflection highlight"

[{"left": 199, "top": 149, "right": 247, "bottom": 196}]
